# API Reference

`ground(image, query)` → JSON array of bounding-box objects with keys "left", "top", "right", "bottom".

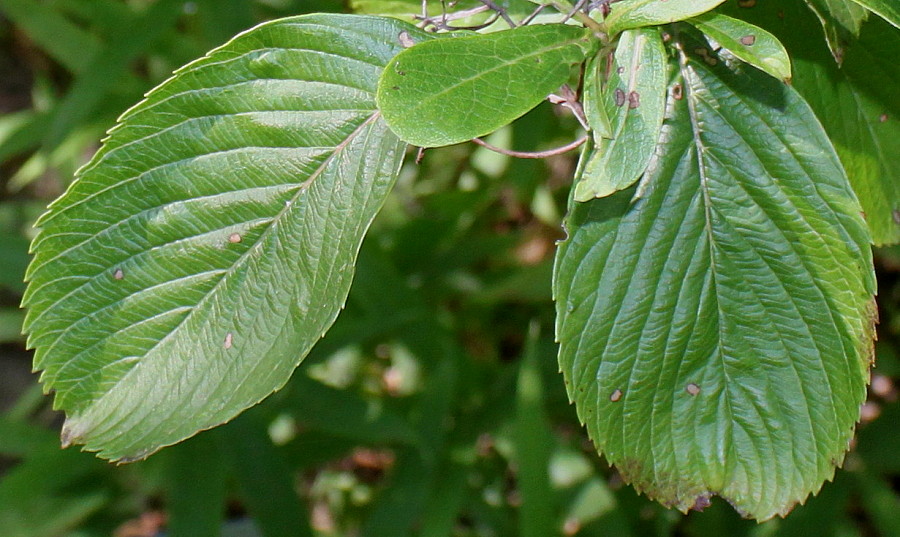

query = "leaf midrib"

[
  {"left": 678, "top": 49, "right": 845, "bottom": 490},
  {"left": 397, "top": 33, "right": 590, "bottom": 118},
  {"left": 62, "top": 112, "right": 382, "bottom": 419}
]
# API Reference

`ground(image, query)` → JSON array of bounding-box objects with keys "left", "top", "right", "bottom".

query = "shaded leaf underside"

[
  {"left": 554, "top": 35, "right": 875, "bottom": 520},
  {"left": 23, "top": 14, "right": 425, "bottom": 461}
]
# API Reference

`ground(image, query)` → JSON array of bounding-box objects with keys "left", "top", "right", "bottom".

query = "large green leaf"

[
  {"left": 554, "top": 31, "right": 876, "bottom": 520},
  {"left": 723, "top": 2, "right": 900, "bottom": 245},
  {"left": 846, "top": 0, "right": 900, "bottom": 28},
  {"left": 604, "top": 0, "right": 727, "bottom": 34},
  {"left": 377, "top": 24, "right": 596, "bottom": 147},
  {"left": 575, "top": 28, "right": 667, "bottom": 201},
  {"left": 23, "top": 14, "right": 430, "bottom": 462}
]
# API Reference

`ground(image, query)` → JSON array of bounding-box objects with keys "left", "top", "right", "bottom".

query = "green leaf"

[
  {"left": 581, "top": 54, "right": 613, "bottom": 140},
  {"left": 723, "top": 2, "right": 900, "bottom": 246},
  {"left": 847, "top": 0, "right": 900, "bottom": 28},
  {"left": 0, "top": 0, "right": 100, "bottom": 73},
  {"left": 803, "top": 0, "right": 869, "bottom": 63},
  {"left": 514, "top": 323, "right": 556, "bottom": 537},
  {"left": 554, "top": 34, "right": 876, "bottom": 520},
  {"left": 377, "top": 24, "right": 596, "bottom": 147},
  {"left": 574, "top": 28, "right": 667, "bottom": 201},
  {"left": 604, "top": 0, "right": 727, "bottom": 35},
  {"left": 688, "top": 12, "right": 792, "bottom": 82},
  {"left": 23, "top": 14, "right": 431, "bottom": 462},
  {"left": 164, "top": 433, "right": 228, "bottom": 537},
  {"left": 223, "top": 413, "right": 312, "bottom": 537}
]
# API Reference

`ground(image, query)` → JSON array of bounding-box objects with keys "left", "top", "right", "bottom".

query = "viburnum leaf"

[
  {"left": 688, "top": 12, "right": 792, "bottom": 82},
  {"left": 604, "top": 0, "right": 727, "bottom": 35},
  {"left": 376, "top": 24, "right": 596, "bottom": 147},
  {"left": 23, "top": 14, "right": 430, "bottom": 461},
  {"left": 554, "top": 30, "right": 876, "bottom": 520},
  {"left": 724, "top": 1, "right": 900, "bottom": 245},
  {"left": 575, "top": 27, "right": 667, "bottom": 201}
]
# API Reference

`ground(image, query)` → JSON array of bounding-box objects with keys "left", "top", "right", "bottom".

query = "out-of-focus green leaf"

[
  {"left": 0, "top": 308, "right": 25, "bottom": 343},
  {"left": 23, "top": 14, "right": 433, "bottom": 462},
  {"left": 223, "top": 412, "right": 312, "bottom": 537},
  {"left": 689, "top": 12, "right": 792, "bottom": 81},
  {"left": 514, "top": 323, "right": 555, "bottom": 537},
  {"left": 604, "top": 0, "right": 727, "bottom": 34},
  {"left": 0, "top": 417, "right": 58, "bottom": 457},
  {"left": 165, "top": 432, "right": 228, "bottom": 537},
  {"left": 377, "top": 24, "right": 595, "bottom": 147},
  {"left": 287, "top": 375, "right": 419, "bottom": 445},
  {"left": 0, "top": 0, "right": 100, "bottom": 72},
  {"left": 0, "top": 450, "right": 109, "bottom": 537},
  {"left": 574, "top": 28, "right": 667, "bottom": 201},
  {"left": 554, "top": 33, "right": 876, "bottom": 520},
  {"left": 853, "top": 470, "right": 900, "bottom": 537},
  {"left": 42, "top": 0, "right": 186, "bottom": 150}
]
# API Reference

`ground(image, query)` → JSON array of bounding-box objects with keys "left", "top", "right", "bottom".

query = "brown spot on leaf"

[
  {"left": 113, "top": 268, "right": 124, "bottom": 280},
  {"left": 893, "top": 209, "right": 900, "bottom": 224},
  {"left": 672, "top": 83, "right": 683, "bottom": 100},
  {"left": 738, "top": 0, "right": 756, "bottom": 7},
  {"left": 228, "top": 233, "right": 242, "bottom": 243},
  {"left": 224, "top": 332, "right": 234, "bottom": 350},
  {"left": 691, "top": 495, "right": 712, "bottom": 511},
  {"left": 880, "top": 113, "right": 889, "bottom": 122},
  {"left": 610, "top": 389, "right": 623, "bottom": 402},
  {"left": 686, "top": 383, "right": 700, "bottom": 396},
  {"left": 628, "top": 91, "right": 640, "bottom": 109},
  {"left": 740, "top": 35, "right": 756, "bottom": 46},
  {"left": 398, "top": 30, "right": 415, "bottom": 48},
  {"left": 614, "top": 88, "right": 626, "bottom": 107}
]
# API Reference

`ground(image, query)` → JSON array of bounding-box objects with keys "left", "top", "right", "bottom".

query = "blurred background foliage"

[{"left": 0, "top": 1, "right": 898, "bottom": 536}]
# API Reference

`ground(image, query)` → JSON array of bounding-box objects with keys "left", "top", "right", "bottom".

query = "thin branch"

[
  {"left": 471, "top": 135, "right": 588, "bottom": 159},
  {"left": 477, "top": 0, "right": 517, "bottom": 28}
]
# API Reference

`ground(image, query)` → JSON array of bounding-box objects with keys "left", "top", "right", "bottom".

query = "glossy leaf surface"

[
  {"left": 604, "top": 0, "right": 727, "bottom": 34},
  {"left": 23, "top": 14, "right": 427, "bottom": 461},
  {"left": 725, "top": 1, "right": 900, "bottom": 245},
  {"left": 575, "top": 28, "right": 667, "bottom": 201},
  {"left": 554, "top": 35, "right": 876, "bottom": 520},
  {"left": 377, "top": 24, "right": 596, "bottom": 147},
  {"left": 689, "top": 12, "right": 792, "bottom": 82}
]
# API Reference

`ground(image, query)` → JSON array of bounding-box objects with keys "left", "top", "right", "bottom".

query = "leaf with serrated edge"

[
  {"left": 722, "top": 2, "right": 900, "bottom": 245},
  {"left": 574, "top": 28, "right": 667, "bottom": 201},
  {"left": 377, "top": 24, "right": 596, "bottom": 148},
  {"left": 689, "top": 12, "right": 792, "bottom": 82},
  {"left": 605, "top": 0, "right": 727, "bottom": 35},
  {"left": 23, "top": 14, "right": 431, "bottom": 462},
  {"left": 554, "top": 33, "right": 876, "bottom": 520}
]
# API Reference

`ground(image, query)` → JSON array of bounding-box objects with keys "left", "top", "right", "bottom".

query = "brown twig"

[{"left": 471, "top": 135, "right": 588, "bottom": 159}]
